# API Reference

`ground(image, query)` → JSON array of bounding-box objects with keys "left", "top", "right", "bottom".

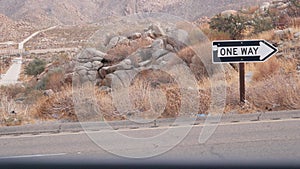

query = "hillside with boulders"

[{"left": 0, "top": 0, "right": 299, "bottom": 126}]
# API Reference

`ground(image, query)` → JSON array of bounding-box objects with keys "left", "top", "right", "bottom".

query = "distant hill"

[
  {"left": 0, "top": 13, "right": 35, "bottom": 42},
  {"left": 0, "top": 0, "right": 269, "bottom": 28}
]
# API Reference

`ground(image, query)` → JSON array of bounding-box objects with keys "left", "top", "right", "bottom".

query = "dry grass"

[
  {"left": 249, "top": 25, "right": 300, "bottom": 42},
  {"left": 95, "top": 69, "right": 211, "bottom": 121},
  {"left": 0, "top": 94, "right": 33, "bottom": 126},
  {"left": 291, "top": 17, "right": 300, "bottom": 28},
  {"left": 278, "top": 58, "right": 298, "bottom": 73},
  {"left": 31, "top": 86, "right": 77, "bottom": 122},
  {"left": 224, "top": 57, "right": 299, "bottom": 113},
  {"left": 252, "top": 56, "right": 297, "bottom": 81},
  {"left": 45, "top": 70, "right": 65, "bottom": 92},
  {"left": 248, "top": 73, "right": 300, "bottom": 111},
  {"left": 129, "top": 69, "right": 180, "bottom": 118},
  {"left": 95, "top": 90, "right": 124, "bottom": 121},
  {"left": 222, "top": 74, "right": 256, "bottom": 114},
  {"left": 248, "top": 30, "right": 275, "bottom": 41},
  {"left": 200, "top": 23, "right": 231, "bottom": 41},
  {"left": 252, "top": 57, "right": 281, "bottom": 81}
]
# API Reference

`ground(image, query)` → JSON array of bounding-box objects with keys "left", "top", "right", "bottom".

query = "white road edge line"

[
  {"left": 0, "top": 153, "right": 67, "bottom": 159},
  {"left": 0, "top": 118, "right": 300, "bottom": 139}
]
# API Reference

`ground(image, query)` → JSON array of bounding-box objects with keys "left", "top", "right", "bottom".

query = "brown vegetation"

[
  {"left": 31, "top": 86, "right": 76, "bottom": 122},
  {"left": 200, "top": 23, "right": 231, "bottom": 41},
  {"left": 252, "top": 57, "right": 281, "bottom": 81},
  {"left": 0, "top": 85, "right": 40, "bottom": 126},
  {"left": 248, "top": 73, "right": 300, "bottom": 111}
]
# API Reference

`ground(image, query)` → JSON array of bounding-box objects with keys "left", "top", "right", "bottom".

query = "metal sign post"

[
  {"left": 239, "top": 63, "right": 245, "bottom": 103},
  {"left": 212, "top": 40, "right": 278, "bottom": 103}
]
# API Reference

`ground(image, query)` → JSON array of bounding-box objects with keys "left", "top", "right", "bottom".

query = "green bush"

[
  {"left": 210, "top": 14, "right": 247, "bottom": 40},
  {"left": 25, "top": 58, "right": 46, "bottom": 76},
  {"left": 251, "top": 15, "right": 274, "bottom": 34},
  {"left": 35, "top": 77, "right": 48, "bottom": 90}
]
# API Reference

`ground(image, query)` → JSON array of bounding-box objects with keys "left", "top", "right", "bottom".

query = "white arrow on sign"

[{"left": 258, "top": 41, "right": 276, "bottom": 61}]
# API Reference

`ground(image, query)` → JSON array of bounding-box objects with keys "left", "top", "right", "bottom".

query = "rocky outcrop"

[
  {"left": 74, "top": 23, "right": 208, "bottom": 88},
  {"left": 74, "top": 48, "right": 106, "bottom": 83},
  {"left": 73, "top": 23, "right": 213, "bottom": 119}
]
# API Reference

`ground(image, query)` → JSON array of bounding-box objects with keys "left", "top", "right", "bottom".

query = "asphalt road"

[{"left": 0, "top": 116, "right": 299, "bottom": 165}]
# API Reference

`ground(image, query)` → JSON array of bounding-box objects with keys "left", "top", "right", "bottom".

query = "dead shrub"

[
  {"left": 291, "top": 17, "right": 300, "bottom": 27},
  {"left": 46, "top": 70, "right": 65, "bottom": 92},
  {"left": 94, "top": 69, "right": 211, "bottom": 120},
  {"left": 95, "top": 90, "right": 124, "bottom": 121},
  {"left": 225, "top": 83, "right": 258, "bottom": 114},
  {"left": 248, "top": 73, "right": 300, "bottom": 111},
  {"left": 0, "top": 96, "right": 31, "bottom": 126},
  {"left": 129, "top": 69, "right": 180, "bottom": 118},
  {"left": 0, "top": 85, "right": 26, "bottom": 99},
  {"left": 31, "top": 86, "right": 77, "bottom": 122},
  {"left": 252, "top": 57, "right": 280, "bottom": 81},
  {"left": 248, "top": 30, "right": 275, "bottom": 41}
]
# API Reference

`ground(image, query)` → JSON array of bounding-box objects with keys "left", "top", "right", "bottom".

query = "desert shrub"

[
  {"left": 35, "top": 69, "right": 65, "bottom": 91},
  {"left": 200, "top": 23, "right": 231, "bottom": 40},
  {"left": 0, "top": 85, "right": 26, "bottom": 99},
  {"left": 129, "top": 69, "right": 180, "bottom": 118},
  {"left": 45, "top": 69, "right": 65, "bottom": 91},
  {"left": 251, "top": 15, "right": 275, "bottom": 34},
  {"left": 248, "top": 30, "right": 275, "bottom": 41},
  {"left": 252, "top": 57, "right": 280, "bottom": 81},
  {"left": 0, "top": 84, "right": 44, "bottom": 105},
  {"left": 96, "top": 90, "right": 123, "bottom": 121},
  {"left": 210, "top": 14, "right": 248, "bottom": 39},
  {"left": 35, "top": 77, "right": 47, "bottom": 90},
  {"left": 31, "top": 87, "right": 76, "bottom": 122},
  {"left": 0, "top": 95, "right": 33, "bottom": 126},
  {"left": 248, "top": 73, "right": 300, "bottom": 111},
  {"left": 25, "top": 58, "right": 46, "bottom": 76}
]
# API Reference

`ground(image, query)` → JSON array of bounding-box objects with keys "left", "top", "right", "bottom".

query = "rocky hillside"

[
  {"left": 0, "top": 13, "right": 35, "bottom": 42},
  {"left": 0, "top": 0, "right": 269, "bottom": 28}
]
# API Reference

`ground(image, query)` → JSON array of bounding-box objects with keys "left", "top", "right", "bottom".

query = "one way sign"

[{"left": 212, "top": 40, "right": 278, "bottom": 63}]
